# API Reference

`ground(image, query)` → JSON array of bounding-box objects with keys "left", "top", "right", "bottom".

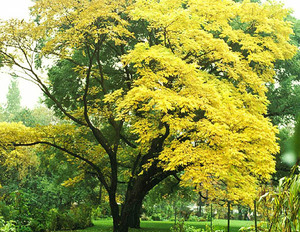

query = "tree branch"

[{"left": 13, "top": 141, "right": 110, "bottom": 191}]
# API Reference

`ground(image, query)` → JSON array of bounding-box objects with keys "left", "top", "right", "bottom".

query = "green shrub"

[
  {"left": 57, "top": 212, "right": 74, "bottom": 230},
  {"left": 28, "top": 218, "right": 45, "bottom": 232},
  {"left": 170, "top": 220, "right": 204, "bottom": 232},
  {"left": 70, "top": 204, "right": 93, "bottom": 229},
  {"left": 0, "top": 202, "right": 15, "bottom": 222},
  {"left": 187, "top": 215, "right": 202, "bottom": 222},
  {"left": 0, "top": 217, "right": 16, "bottom": 232},
  {"left": 46, "top": 208, "right": 59, "bottom": 231},
  {"left": 140, "top": 214, "right": 150, "bottom": 221},
  {"left": 179, "top": 206, "right": 193, "bottom": 221},
  {"left": 46, "top": 204, "right": 93, "bottom": 231},
  {"left": 151, "top": 214, "right": 162, "bottom": 221},
  {"left": 16, "top": 225, "right": 31, "bottom": 232},
  {"left": 0, "top": 196, "right": 33, "bottom": 232},
  {"left": 91, "top": 204, "right": 111, "bottom": 220},
  {"left": 238, "top": 222, "right": 268, "bottom": 232},
  {"left": 199, "top": 217, "right": 207, "bottom": 222}
]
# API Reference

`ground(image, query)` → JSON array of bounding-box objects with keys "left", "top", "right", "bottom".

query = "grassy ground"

[{"left": 58, "top": 219, "right": 254, "bottom": 232}]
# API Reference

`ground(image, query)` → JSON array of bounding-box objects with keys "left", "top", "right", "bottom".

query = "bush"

[
  {"left": 46, "top": 208, "right": 59, "bottom": 231},
  {"left": 0, "top": 202, "right": 15, "bottom": 222},
  {"left": 151, "top": 214, "right": 162, "bottom": 221},
  {"left": 15, "top": 225, "right": 31, "bottom": 232},
  {"left": 46, "top": 204, "right": 93, "bottom": 231},
  {"left": 140, "top": 214, "right": 150, "bottom": 221},
  {"left": 187, "top": 215, "right": 202, "bottom": 222},
  {"left": 1, "top": 193, "right": 93, "bottom": 232},
  {"left": 0, "top": 217, "right": 16, "bottom": 232},
  {"left": 57, "top": 212, "right": 75, "bottom": 230},
  {"left": 179, "top": 206, "right": 193, "bottom": 221},
  {"left": 239, "top": 222, "right": 268, "bottom": 232},
  {"left": 91, "top": 203, "right": 111, "bottom": 220},
  {"left": 170, "top": 220, "right": 204, "bottom": 232},
  {"left": 70, "top": 204, "right": 93, "bottom": 229},
  {"left": 199, "top": 217, "right": 207, "bottom": 222},
  {"left": 28, "top": 218, "right": 45, "bottom": 232},
  {"left": 0, "top": 197, "right": 33, "bottom": 232}
]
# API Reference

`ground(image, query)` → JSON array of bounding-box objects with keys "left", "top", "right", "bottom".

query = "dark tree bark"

[
  {"left": 120, "top": 195, "right": 144, "bottom": 230},
  {"left": 116, "top": 162, "right": 176, "bottom": 232},
  {"left": 227, "top": 201, "right": 231, "bottom": 232},
  {"left": 254, "top": 200, "right": 258, "bottom": 232},
  {"left": 197, "top": 193, "right": 204, "bottom": 217},
  {"left": 109, "top": 192, "right": 121, "bottom": 232},
  {"left": 127, "top": 200, "right": 143, "bottom": 228}
]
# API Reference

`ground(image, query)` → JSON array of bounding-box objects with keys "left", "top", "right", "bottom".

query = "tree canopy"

[
  {"left": 267, "top": 17, "right": 300, "bottom": 126},
  {"left": 0, "top": 0, "right": 296, "bottom": 231}
]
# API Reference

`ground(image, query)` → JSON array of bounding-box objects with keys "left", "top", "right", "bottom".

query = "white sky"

[
  {"left": 0, "top": 0, "right": 299, "bottom": 108},
  {"left": 0, "top": 0, "right": 38, "bottom": 109}
]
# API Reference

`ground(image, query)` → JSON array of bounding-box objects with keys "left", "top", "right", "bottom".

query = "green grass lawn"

[{"left": 58, "top": 219, "right": 254, "bottom": 232}]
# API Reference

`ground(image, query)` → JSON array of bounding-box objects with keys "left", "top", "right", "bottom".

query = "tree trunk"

[
  {"left": 108, "top": 159, "right": 175, "bottom": 232},
  {"left": 174, "top": 202, "right": 177, "bottom": 224},
  {"left": 210, "top": 204, "right": 213, "bottom": 231},
  {"left": 118, "top": 180, "right": 147, "bottom": 232},
  {"left": 227, "top": 201, "right": 231, "bottom": 232},
  {"left": 121, "top": 198, "right": 143, "bottom": 229},
  {"left": 109, "top": 193, "right": 121, "bottom": 232},
  {"left": 197, "top": 195, "right": 203, "bottom": 217},
  {"left": 102, "top": 187, "right": 142, "bottom": 232},
  {"left": 254, "top": 200, "right": 257, "bottom": 232},
  {"left": 99, "top": 184, "right": 102, "bottom": 205},
  {"left": 128, "top": 201, "right": 142, "bottom": 228}
]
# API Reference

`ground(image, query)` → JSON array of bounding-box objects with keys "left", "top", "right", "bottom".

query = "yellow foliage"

[
  {"left": 0, "top": 122, "right": 41, "bottom": 180},
  {"left": 117, "top": 0, "right": 294, "bottom": 204},
  {"left": 0, "top": 0, "right": 297, "bottom": 206},
  {"left": 29, "top": 0, "right": 134, "bottom": 57},
  {"left": 62, "top": 173, "right": 85, "bottom": 187}
]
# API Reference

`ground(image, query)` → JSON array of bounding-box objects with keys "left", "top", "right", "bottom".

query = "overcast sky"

[
  {"left": 0, "top": 0, "right": 38, "bottom": 108},
  {"left": 0, "top": 0, "right": 299, "bottom": 108}
]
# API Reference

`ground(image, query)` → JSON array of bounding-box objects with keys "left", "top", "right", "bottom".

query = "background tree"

[
  {"left": 0, "top": 79, "right": 40, "bottom": 189},
  {"left": 0, "top": 105, "right": 97, "bottom": 231},
  {"left": 266, "top": 17, "right": 300, "bottom": 182},
  {"left": 0, "top": 77, "right": 98, "bottom": 231},
  {"left": 0, "top": 0, "right": 296, "bottom": 232},
  {"left": 5, "top": 76, "right": 21, "bottom": 115},
  {"left": 1, "top": 76, "right": 56, "bottom": 127},
  {"left": 267, "top": 17, "right": 300, "bottom": 126}
]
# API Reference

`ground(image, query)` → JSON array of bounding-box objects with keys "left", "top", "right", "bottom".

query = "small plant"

[
  {"left": 140, "top": 213, "right": 150, "bottom": 221},
  {"left": 239, "top": 222, "right": 268, "bottom": 232},
  {"left": 0, "top": 217, "right": 16, "bottom": 232},
  {"left": 203, "top": 224, "right": 226, "bottom": 232},
  {"left": 170, "top": 220, "right": 205, "bottom": 232},
  {"left": 187, "top": 215, "right": 202, "bottom": 222},
  {"left": 45, "top": 204, "right": 93, "bottom": 231},
  {"left": 151, "top": 214, "right": 162, "bottom": 221}
]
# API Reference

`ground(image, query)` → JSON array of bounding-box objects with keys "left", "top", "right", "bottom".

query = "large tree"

[{"left": 0, "top": 0, "right": 296, "bottom": 231}]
